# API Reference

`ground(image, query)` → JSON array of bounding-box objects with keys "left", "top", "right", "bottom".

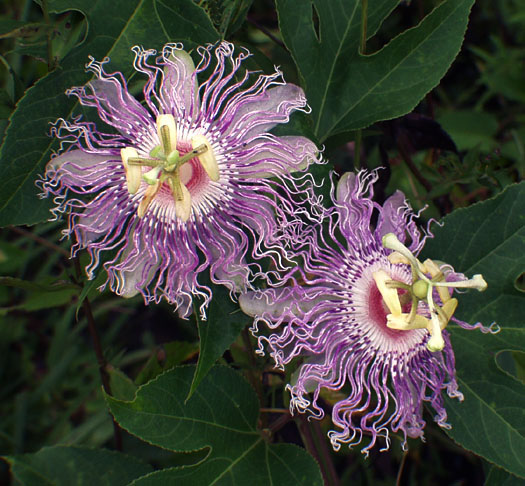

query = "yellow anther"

[
  {"left": 380, "top": 233, "right": 487, "bottom": 352},
  {"left": 156, "top": 114, "right": 177, "bottom": 155},
  {"left": 424, "top": 297, "right": 457, "bottom": 352},
  {"left": 191, "top": 134, "right": 220, "bottom": 182},
  {"left": 439, "top": 298, "right": 458, "bottom": 329},
  {"left": 373, "top": 270, "right": 402, "bottom": 316},
  {"left": 421, "top": 258, "right": 442, "bottom": 277},
  {"left": 387, "top": 251, "right": 411, "bottom": 265},
  {"left": 427, "top": 316, "right": 445, "bottom": 352},
  {"left": 122, "top": 117, "right": 217, "bottom": 223},
  {"left": 166, "top": 176, "right": 192, "bottom": 222},
  {"left": 121, "top": 147, "right": 142, "bottom": 194},
  {"left": 137, "top": 181, "right": 160, "bottom": 218},
  {"left": 387, "top": 313, "right": 429, "bottom": 331},
  {"left": 420, "top": 258, "right": 450, "bottom": 303}
]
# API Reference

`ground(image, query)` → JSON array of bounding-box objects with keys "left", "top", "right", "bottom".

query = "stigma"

[
  {"left": 120, "top": 114, "right": 220, "bottom": 221},
  {"left": 371, "top": 233, "right": 487, "bottom": 352}
]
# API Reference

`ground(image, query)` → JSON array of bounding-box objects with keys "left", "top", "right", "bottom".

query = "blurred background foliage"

[{"left": 0, "top": 0, "right": 524, "bottom": 485}]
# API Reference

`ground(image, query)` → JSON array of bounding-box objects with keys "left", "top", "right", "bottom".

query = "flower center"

[
  {"left": 372, "top": 233, "right": 488, "bottom": 352},
  {"left": 120, "top": 114, "right": 220, "bottom": 221},
  {"left": 368, "top": 278, "right": 410, "bottom": 337}
]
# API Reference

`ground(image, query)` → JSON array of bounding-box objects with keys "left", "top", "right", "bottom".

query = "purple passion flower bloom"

[
  {"left": 240, "top": 170, "right": 497, "bottom": 454},
  {"left": 39, "top": 42, "right": 321, "bottom": 317}
]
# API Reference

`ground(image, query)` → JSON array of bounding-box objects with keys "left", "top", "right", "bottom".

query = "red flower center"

[{"left": 368, "top": 281, "right": 409, "bottom": 338}]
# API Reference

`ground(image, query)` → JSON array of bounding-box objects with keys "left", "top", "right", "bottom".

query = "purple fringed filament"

[
  {"left": 240, "top": 170, "right": 497, "bottom": 454},
  {"left": 39, "top": 42, "right": 321, "bottom": 317}
]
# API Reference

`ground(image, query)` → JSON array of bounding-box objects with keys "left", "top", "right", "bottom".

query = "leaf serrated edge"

[
  {"left": 105, "top": 365, "right": 259, "bottom": 454},
  {"left": 3, "top": 444, "right": 153, "bottom": 485},
  {"left": 266, "top": 442, "right": 324, "bottom": 486},
  {"left": 187, "top": 299, "right": 249, "bottom": 401},
  {"left": 443, "top": 370, "right": 525, "bottom": 479},
  {"left": 445, "top": 419, "right": 525, "bottom": 481},
  {"left": 425, "top": 181, "right": 525, "bottom": 272},
  {"left": 320, "top": 0, "right": 475, "bottom": 138}
]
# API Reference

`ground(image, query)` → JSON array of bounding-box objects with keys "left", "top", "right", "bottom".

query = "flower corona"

[
  {"left": 39, "top": 42, "right": 321, "bottom": 317},
  {"left": 240, "top": 170, "right": 498, "bottom": 453}
]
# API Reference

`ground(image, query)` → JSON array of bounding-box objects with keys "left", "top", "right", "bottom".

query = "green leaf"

[
  {"left": 512, "top": 351, "right": 525, "bottom": 383},
  {"left": 199, "top": 0, "right": 254, "bottom": 38},
  {"left": 0, "top": 276, "right": 77, "bottom": 293},
  {"left": 0, "top": 276, "right": 79, "bottom": 311},
  {"left": 134, "top": 341, "right": 199, "bottom": 386},
  {"left": 0, "top": 89, "right": 15, "bottom": 145},
  {"left": 0, "top": 54, "right": 26, "bottom": 104},
  {"left": 128, "top": 443, "right": 318, "bottom": 486},
  {"left": 471, "top": 40, "right": 525, "bottom": 104},
  {"left": 5, "top": 445, "right": 152, "bottom": 486},
  {"left": 0, "top": 0, "right": 219, "bottom": 227},
  {"left": 421, "top": 182, "right": 525, "bottom": 478},
  {"left": 75, "top": 269, "right": 107, "bottom": 313},
  {"left": 3, "top": 11, "right": 86, "bottom": 65},
  {"left": 276, "top": 0, "right": 474, "bottom": 141},
  {"left": 189, "top": 284, "right": 250, "bottom": 399},
  {"left": 437, "top": 110, "right": 499, "bottom": 152},
  {"left": 21, "top": 287, "right": 78, "bottom": 311},
  {"left": 0, "top": 20, "right": 46, "bottom": 40},
  {"left": 485, "top": 464, "right": 525, "bottom": 486},
  {"left": 108, "top": 366, "right": 137, "bottom": 401},
  {"left": 107, "top": 366, "right": 323, "bottom": 486}
]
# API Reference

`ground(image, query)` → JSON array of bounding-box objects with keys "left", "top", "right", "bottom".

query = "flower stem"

[
  {"left": 41, "top": 0, "right": 54, "bottom": 71},
  {"left": 72, "top": 256, "right": 123, "bottom": 451},
  {"left": 268, "top": 412, "right": 292, "bottom": 435},
  {"left": 354, "top": 0, "right": 368, "bottom": 169},
  {"left": 241, "top": 327, "right": 265, "bottom": 407},
  {"left": 260, "top": 407, "right": 289, "bottom": 414},
  {"left": 396, "top": 449, "right": 409, "bottom": 486},
  {"left": 394, "top": 132, "right": 434, "bottom": 195},
  {"left": 354, "top": 130, "right": 363, "bottom": 169},
  {"left": 312, "top": 420, "right": 340, "bottom": 486},
  {"left": 297, "top": 416, "right": 340, "bottom": 486},
  {"left": 10, "top": 226, "right": 70, "bottom": 257},
  {"left": 246, "top": 15, "right": 286, "bottom": 50}
]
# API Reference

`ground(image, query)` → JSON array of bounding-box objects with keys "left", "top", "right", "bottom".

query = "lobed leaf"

[
  {"left": 107, "top": 366, "right": 323, "bottom": 486},
  {"left": 421, "top": 182, "right": 525, "bottom": 478},
  {"left": 5, "top": 445, "right": 152, "bottom": 486},
  {"left": 127, "top": 444, "right": 318, "bottom": 486},
  {"left": 276, "top": 0, "right": 475, "bottom": 142}
]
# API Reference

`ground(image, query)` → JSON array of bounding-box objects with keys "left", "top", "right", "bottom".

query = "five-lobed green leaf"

[
  {"left": 422, "top": 182, "right": 525, "bottom": 478},
  {"left": 107, "top": 365, "right": 323, "bottom": 486},
  {"left": 128, "top": 443, "right": 318, "bottom": 486},
  {"left": 5, "top": 445, "right": 153, "bottom": 486},
  {"left": 276, "top": 0, "right": 475, "bottom": 142}
]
